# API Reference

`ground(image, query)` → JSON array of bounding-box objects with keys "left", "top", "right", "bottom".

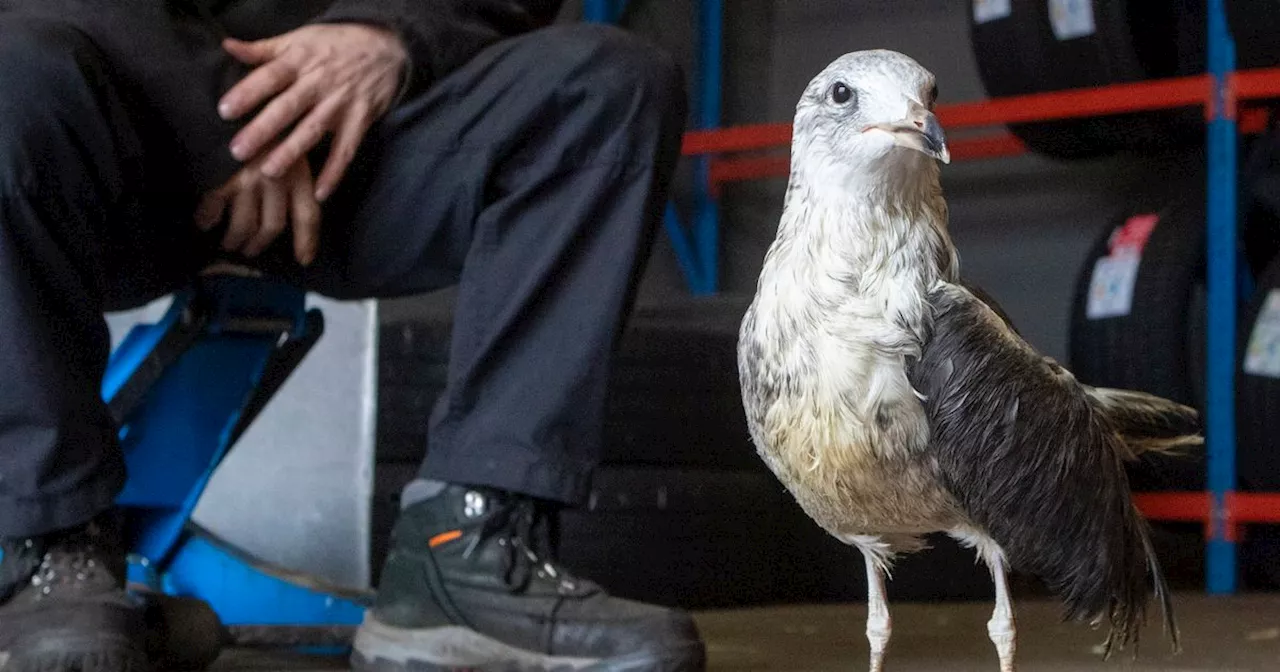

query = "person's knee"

[
  {"left": 0, "top": 18, "right": 115, "bottom": 183},
  {"left": 562, "top": 24, "right": 684, "bottom": 108},
  {"left": 0, "top": 18, "right": 104, "bottom": 110},
  {"left": 534, "top": 24, "right": 687, "bottom": 133}
]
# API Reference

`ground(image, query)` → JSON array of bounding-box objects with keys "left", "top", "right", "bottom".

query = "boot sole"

[
  {"left": 3, "top": 630, "right": 150, "bottom": 672},
  {"left": 350, "top": 616, "right": 705, "bottom": 672}
]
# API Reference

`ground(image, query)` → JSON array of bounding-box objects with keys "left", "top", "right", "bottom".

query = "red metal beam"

[
  {"left": 1233, "top": 66, "right": 1280, "bottom": 102},
  {"left": 706, "top": 133, "right": 1028, "bottom": 192},
  {"left": 688, "top": 70, "right": 1280, "bottom": 195},
  {"left": 1133, "top": 492, "right": 1211, "bottom": 522},
  {"left": 707, "top": 155, "right": 787, "bottom": 195},
  {"left": 1132, "top": 491, "right": 1280, "bottom": 531},
  {"left": 1241, "top": 107, "right": 1273, "bottom": 134},
  {"left": 939, "top": 75, "right": 1211, "bottom": 128},
  {"left": 682, "top": 123, "right": 792, "bottom": 155},
  {"left": 681, "top": 74, "right": 1229, "bottom": 157},
  {"left": 682, "top": 68, "right": 1280, "bottom": 158},
  {"left": 1227, "top": 493, "right": 1280, "bottom": 523}
]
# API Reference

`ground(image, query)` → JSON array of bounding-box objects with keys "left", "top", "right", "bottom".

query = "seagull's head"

[{"left": 792, "top": 50, "right": 948, "bottom": 185}]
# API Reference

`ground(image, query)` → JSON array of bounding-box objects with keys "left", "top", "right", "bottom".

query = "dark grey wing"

[
  {"left": 907, "top": 282, "right": 1177, "bottom": 656},
  {"left": 959, "top": 278, "right": 1020, "bottom": 335},
  {"left": 956, "top": 280, "right": 1202, "bottom": 455}
]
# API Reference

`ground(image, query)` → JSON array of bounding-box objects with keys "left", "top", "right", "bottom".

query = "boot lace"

[{"left": 462, "top": 497, "right": 580, "bottom": 594}]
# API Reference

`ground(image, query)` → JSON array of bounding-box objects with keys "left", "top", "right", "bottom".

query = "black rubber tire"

[
  {"left": 1235, "top": 121, "right": 1280, "bottom": 497},
  {"left": 1227, "top": 0, "right": 1280, "bottom": 71},
  {"left": 1068, "top": 194, "right": 1210, "bottom": 490},
  {"left": 373, "top": 295, "right": 763, "bottom": 589},
  {"left": 376, "top": 295, "right": 757, "bottom": 470},
  {"left": 1236, "top": 253, "right": 1280, "bottom": 590},
  {"left": 1233, "top": 122, "right": 1280, "bottom": 500},
  {"left": 1237, "top": 257, "right": 1280, "bottom": 495},
  {"left": 1068, "top": 150, "right": 1280, "bottom": 493},
  {"left": 969, "top": 0, "right": 1204, "bottom": 159},
  {"left": 371, "top": 295, "right": 1000, "bottom": 607}
]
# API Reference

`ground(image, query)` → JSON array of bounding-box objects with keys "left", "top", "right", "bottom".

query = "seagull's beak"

[{"left": 864, "top": 100, "right": 950, "bottom": 164}]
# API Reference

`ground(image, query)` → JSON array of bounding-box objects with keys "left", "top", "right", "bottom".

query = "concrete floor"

[{"left": 200, "top": 592, "right": 1280, "bottom": 671}]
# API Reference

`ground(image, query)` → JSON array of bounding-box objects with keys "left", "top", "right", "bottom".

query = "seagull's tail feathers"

[
  {"left": 1085, "top": 386, "right": 1204, "bottom": 457},
  {"left": 1140, "top": 516, "right": 1181, "bottom": 656},
  {"left": 911, "top": 283, "right": 1181, "bottom": 660},
  {"left": 1049, "top": 478, "right": 1180, "bottom": 660}
]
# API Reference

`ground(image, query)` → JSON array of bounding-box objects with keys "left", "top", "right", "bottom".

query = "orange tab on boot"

[{"left": 428, "top": 530, "right": 462, "bottom": 548}]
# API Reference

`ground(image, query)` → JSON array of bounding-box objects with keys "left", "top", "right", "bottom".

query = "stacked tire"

[
  {"left": 375, "top": 294, "right": 998, "bottom": 607},
  {"left": 1227, "top": 0, "right": 1280, "bottom": 72},
  {"left": 374, "top": 295, "right": 812, "bottom": 609},
  {"left": 1066, "top": 123, "right": 1280, "bottom": 587},
  {"left": 1069, "top": 195, "right": 1280, "bottom": 482},
  {"left": 1234, "top": 120, "right": 1280, "bottom": 589},
  {"left": 969, "top": 0, "right": 1206, "bottom": 159},
  {"left": 1238, "top": 256, "right": 1280, "bottom": 588},
  {"left": 1069, "top": 194, "right": 1211, "bottom": 492}
]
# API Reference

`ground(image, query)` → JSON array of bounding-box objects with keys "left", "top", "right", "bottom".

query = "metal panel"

[{"left": 105, "top": 294, "right": 378, "bottom": 592}]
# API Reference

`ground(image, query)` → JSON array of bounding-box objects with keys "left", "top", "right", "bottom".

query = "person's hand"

[
  {"left": 216, "top": 23, "right": 408, "bottom": 201},
  {"left": 194, "top": 148, "right": 323, "bottom": 266}
]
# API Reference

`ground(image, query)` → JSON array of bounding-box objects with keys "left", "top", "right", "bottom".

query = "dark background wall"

[{"left": 462, "top": 0, "right": 1207, "bottom": 364}]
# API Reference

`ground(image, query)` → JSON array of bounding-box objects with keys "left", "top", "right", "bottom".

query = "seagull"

[{"left": 736, "top": 49, "right": 1198, "bottom": 671}]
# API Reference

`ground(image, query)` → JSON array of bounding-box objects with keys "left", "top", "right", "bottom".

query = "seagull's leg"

[
  {"left": 862, "top": 550, "right": 891, "bottom": 672},
  {"left": 987, "top": 554, "right": 1016, "bottom": 672}
]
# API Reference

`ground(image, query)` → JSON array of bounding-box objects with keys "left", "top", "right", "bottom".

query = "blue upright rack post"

[
  {"left": 587, "top": 0, "right": 723, "bottom": 295},
  {"left": 691, "top": 0, "right": 723, "bottom": 295},
  {"left": 1205, "top": 0, "right": 1239, "bottom": 595},
  {"left": 582, "top": 0, "right": 626, "bottom": 23}
]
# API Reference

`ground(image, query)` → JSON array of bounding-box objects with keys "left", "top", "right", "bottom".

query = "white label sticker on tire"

[
  {"left": 1244, "top": 289, "right": 1280, "bottom": 379},
  {"left": 1086, "top": 214, "right": 1158, "bottom": 320},
  {"left": 974, "top": 0, "right": 1012, "bottom": 23},
  {"left": 1086, "top": 252, "right": 1141, "bottom": 319},
  {"left": 1048, "top": 0, "right": 1096, "bottom": 40}
]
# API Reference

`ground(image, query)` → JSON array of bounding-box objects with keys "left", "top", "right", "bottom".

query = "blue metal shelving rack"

[
  {"left": 585, "top": 0, "right": 723, "bottom": 295},
  {"left": 590, "top": 0, "right": 1252, "bottom": 593},
  {"left": 1204, "top": 0, "right": 1239, "bottom": 595},
  {"left": 73, "top": 2, "right": 1253, "bottom": 662}
]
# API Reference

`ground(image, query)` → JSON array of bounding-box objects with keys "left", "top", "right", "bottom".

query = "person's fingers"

[
  {"left": 244, "top": 179, "right": 288, "bottom": 258},
  {"left": 221, "top": 37, "right": 280, "bottom": 66},
  {"left": 315, "top": 100, "right": 371, "bottom": 202},
  {"left": 227, "top": 76, "right": 321, "bottom": 162},
  {"left": 231, "top": 79, "right": 323, "bottom": 165},
  {"left": 289, "top": 166, "right": 321, "bottom": 266},
  {"left": 261, "top": 85, "right": 346, "bottom": 178},
  {"left": 218, "top": 55, "right": 299, "bottom": 123},
  {"left": 194, "top": 186, "right": 229, "bottom": 232},
  {"left": 222, "top": 183, "right": 261, "bottom": 252}
]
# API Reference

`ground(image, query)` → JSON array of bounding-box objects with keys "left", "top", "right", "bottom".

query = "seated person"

[{"left": 0, "top": 1, "right": 705, "bottom": 670}]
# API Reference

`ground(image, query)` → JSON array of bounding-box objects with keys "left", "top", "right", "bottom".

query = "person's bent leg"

[
  {"left": 0, "top": 16, "right": 152, "bottom": 672},
  {"left": 407, "top": 26, "right": 686, "bottom": 506},
  {"left": 298, "top": 22, "right": 687, "bottom": 505},
  {"left": 263, "top": 21, "right": 701, "bottom": 672}
]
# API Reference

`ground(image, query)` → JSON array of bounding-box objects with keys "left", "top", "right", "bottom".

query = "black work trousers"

[{"left": 0, "top": 11, "right": 686, "bottom": 537}]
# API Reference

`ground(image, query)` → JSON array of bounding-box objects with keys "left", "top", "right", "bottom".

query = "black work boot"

[
  {"left": 0, "top": 513, "right": 150, "bottom": 672},
  {"left": 352, "top": 484, "right": 707, "bottom": 671}
]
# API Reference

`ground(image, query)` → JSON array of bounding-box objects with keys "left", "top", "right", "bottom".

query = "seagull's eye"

[
  {"left": 929, "top": 83, "right": 939, "bottom": 106},
  {"left": 831, "top": 82, "right": 855, "bottom": 105}
]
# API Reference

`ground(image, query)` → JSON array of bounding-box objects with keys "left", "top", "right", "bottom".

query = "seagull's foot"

[
  {"left": 987, "top": 615, "right": 1016, "bottom": 672},
  {"left": 867, "top": 613, "right": 890, "bottom": 672}
]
